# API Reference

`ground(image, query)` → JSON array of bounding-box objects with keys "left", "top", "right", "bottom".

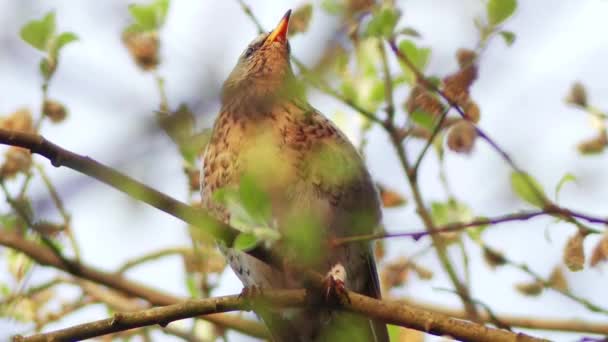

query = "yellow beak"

[{"left": 265, "top": 10, "right": 291, "bottom": 44}]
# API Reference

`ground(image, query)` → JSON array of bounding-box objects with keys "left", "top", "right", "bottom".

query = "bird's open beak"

[{"left": 265, "top": 10, "right": 291, "bottom": 44}]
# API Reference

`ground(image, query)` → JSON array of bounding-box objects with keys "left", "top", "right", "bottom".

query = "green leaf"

[
  {"left": 555, "top": 172, "right": 577, "bottom": 202},
  {"left": 320, "top": 0, "right": 344, "bottom": 15},
  {"left": 487, "top": 0, "right": 517, "bottom": 26},
  {"left": 364, "top": 7, "right": 400, "bottom": 38},
  {"left": 397, "top": 40, "right": 431, "bottom": 84},
  {"left": 340, "top": 80, "right": 357, "bottom": 102},
  {"left": 50, "top": 32, "right": 78, "bottom": 58},
  {"left": 431, "top": 199, "right": 473, "bottom": 226},
  {"left": 0, "top": 283, "right": 11, "bottom": 296},
  {"left": 466, "top": 218, "right": 489, "bottom": 244},
  {"left": 510, "top": 172, "right": 548, "bottom": 207},
  {"left": 20, "top": 12, "right": 56, "bottom": 51},
  {"left": 238, "top": 174, "right": 271, "bottom": 223},
  {"left": 410, "top": 110, "right": 435, "bottom": 131},
  {"left": 368, "top": 80, "right": 385, "bottom": 103},
  {"left": 185, "top": 274, "right": 200, "bottom": 297},
  {"left": 387, "top": 325, "right": 401, "bottom": 341},
  {"left": 499, "top": 30, "right": 516, "bottom": 46},
  {"left": 0, "top": 213, "right": 18, "bottom": 231},
  {"left": 128, "top": 0, "right": 170, "bottom": 31},
  {"left": 233, "top": 232, "right": 259, "bottom": 252}
]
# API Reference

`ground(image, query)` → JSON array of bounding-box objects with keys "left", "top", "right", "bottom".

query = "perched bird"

[{"left": 201, "top": 10, "right": 388, "bottom": 342}]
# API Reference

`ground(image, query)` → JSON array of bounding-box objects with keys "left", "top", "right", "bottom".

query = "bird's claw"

[
  {"left": 239, "top": 286, "right": 263, "bottom": 311},
  {"left": 322, "top": 274, "right": 350, "bottom": 306}
]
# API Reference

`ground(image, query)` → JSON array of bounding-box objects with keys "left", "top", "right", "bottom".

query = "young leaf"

[
  {"left": 128, "top": 0, "right": 170, "bottom": 31},
  {"left": 510, "top": 172, "right": 547, "bottom": 207},
  {"left": 466, "top": 218, "right": 489, "bottom": 244},
  {"left": 410, "top": 110, "right": 435, "bottom": 131},
  {"left": 289, "top": 3, "right": 313, "bottom": 36},
  {"left": 397, "top": 40, "right": 431, "bottom": 84},
  {"left": 431, "top": 199, "right": 473, "bottom": 226},
  {"left": 233, "top": 232, "right": 260, "bottom": 252},
  {"left": 50, "top": 32, "right": 79, "bottom": 58},
  {"left": 320, "top": 0, "right": 344, "bottom": 15},
  {"left": 499, "top": 30, "right": 516, "bottom": 46},
  {"left": 555, "top": 172, "right": 577, "bottom": 202},
  {"left": 238, "top": 174, "right": 271, "bottom": 224},
  {"left": 185, "top": 274, "right": 201, "bottom": 297},
  {"left": 364, "top": 7, "right": 400, "bottom": 38},
  {"left": 487, "top": 0, "right": 517, "bottom": 26},
  {"left": 20, "top": 12, "right": 56, "bottom": 51}
]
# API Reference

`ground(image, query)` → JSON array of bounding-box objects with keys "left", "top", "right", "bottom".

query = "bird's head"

[{"left": 221, "top": 10, "right": 297, "bottom": 107}]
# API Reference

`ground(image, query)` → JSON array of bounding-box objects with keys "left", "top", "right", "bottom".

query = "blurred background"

[{"left": 0, "top": 0, "right": 607, "bottom": 341}]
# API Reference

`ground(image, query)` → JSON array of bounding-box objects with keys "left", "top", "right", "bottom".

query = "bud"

[
  {"left": 185, "top": 166, "right": 200, "bottom": 192},
  {"left": 381, "top": 257, "right": 410, "bottom": 289},
  {"left": 377, "top": 183, "right": 406, "bottom": 208},
  {"left": 463, "top": 100, "right": 481, "bottom": 123},
  {"left": 122, "top": 31, "right": 159, "bottom": 70},
  {"left": 483, "top": 246, "right": 506, "bottom": 269},
  {"left": 456, "top": 48, "right": 477, "bottom": 69},
  {"left": 33, "top": 221, "right": 65, "bottom": 236},
  {"left": 1, "top": 147, "right": 32, "bottom": 178},
  {"left": 0, "top": 108, "right": 34, "bottom": 133},
  {"left": 563, "top": 231, "right": 586, "bottom": 271},
  {"left": 590, "top": 232, "right": 608, "bottom": 267},
  {"left": 577, "top": 131, "right": 607, "bottom": 155},
  {"left": 43, "top": 99, "right": 68, "bottom": 123},
  {"left": 411, "top": 262, "right": 433, "bottom": 280},
  {"left": 443, "top": 65, "right": 478, "bottom": 106},
  {"left": 405, "top": 85, "right": 444, "bottom": 116},
  {"left": 447, "top": 120, "right": 477, "bottom": 154},
  {"left": 289, "top": 4, "right": 313, "bottom": 36},
  {"left": 548, "top": 266, "right": 569, "bottom": 292},
  {"left": 515, "top": 280, "right": 543, "bottom": 296},
  {"left": 565, "top": 82, "right": 587, "bottom": 108}
]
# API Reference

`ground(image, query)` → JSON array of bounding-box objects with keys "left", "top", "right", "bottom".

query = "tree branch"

[
  {"left": 333, "top": 207, "right": 607, "bottom": 245},
  {"left": 14, "top": 288, "right": 549, "bottom": 342},
  {"left": 0, "top": 128, "right": 237, "bottom": 245},
  {"left": 400, "top": 297, "right": 608, "bottom": 335},
  {"left": 0, "top": 230, "right": 268, "bottom": 338}
]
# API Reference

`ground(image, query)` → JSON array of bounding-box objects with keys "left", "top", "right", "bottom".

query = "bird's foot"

[
  {"left": 239, "top": 285, "right": 263, "bottom": 311},
  {"left": 322, "top": 264, "right": 350, "bottom": 306}
]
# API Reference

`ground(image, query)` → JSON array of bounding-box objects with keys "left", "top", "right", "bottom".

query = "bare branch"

[
  {"left": 15, "top": 289, "right": 548, "bottom": 342},
  {"left": 0, "top": 230, "right": 268, "bottom": 338},
  {"left": 400, "top": 297, "right": 608, "bottom": 335},
  {"left": 0, "top": 128, "right": 237, "bottom": 245}
]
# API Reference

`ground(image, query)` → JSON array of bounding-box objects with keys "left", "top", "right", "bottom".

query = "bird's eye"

[{"left": 244, "top": 46, "right": 255, "bottom": 58}]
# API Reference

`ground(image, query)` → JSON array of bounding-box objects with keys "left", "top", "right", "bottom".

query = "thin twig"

[
  {"left": 388, "top": 133, "right": 480, "bottom": 320},
  {"left": 489, "top": 245, "right": 608, "bottom": 315},
  {"left": 34, "top": 163, "right": 80, "bottom": 260},
  {"left": 378, "top": 40, "right": 395, "bottom": 123},
  {"left": 333, "top": 207, "right": 605, "bottom": 245},
  {"left": 116, "top": 247, "right": 191, "bottom": 274},
  {"left": 235, "top": 0, "right": 264, "bottom": 34},
  {"left": 412, "top": 107, "right": 450, "bottom": 176}
]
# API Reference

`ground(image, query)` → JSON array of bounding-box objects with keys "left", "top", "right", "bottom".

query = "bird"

[{"left": 201, "top": 10, "right": 388, "bottom": 342}]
